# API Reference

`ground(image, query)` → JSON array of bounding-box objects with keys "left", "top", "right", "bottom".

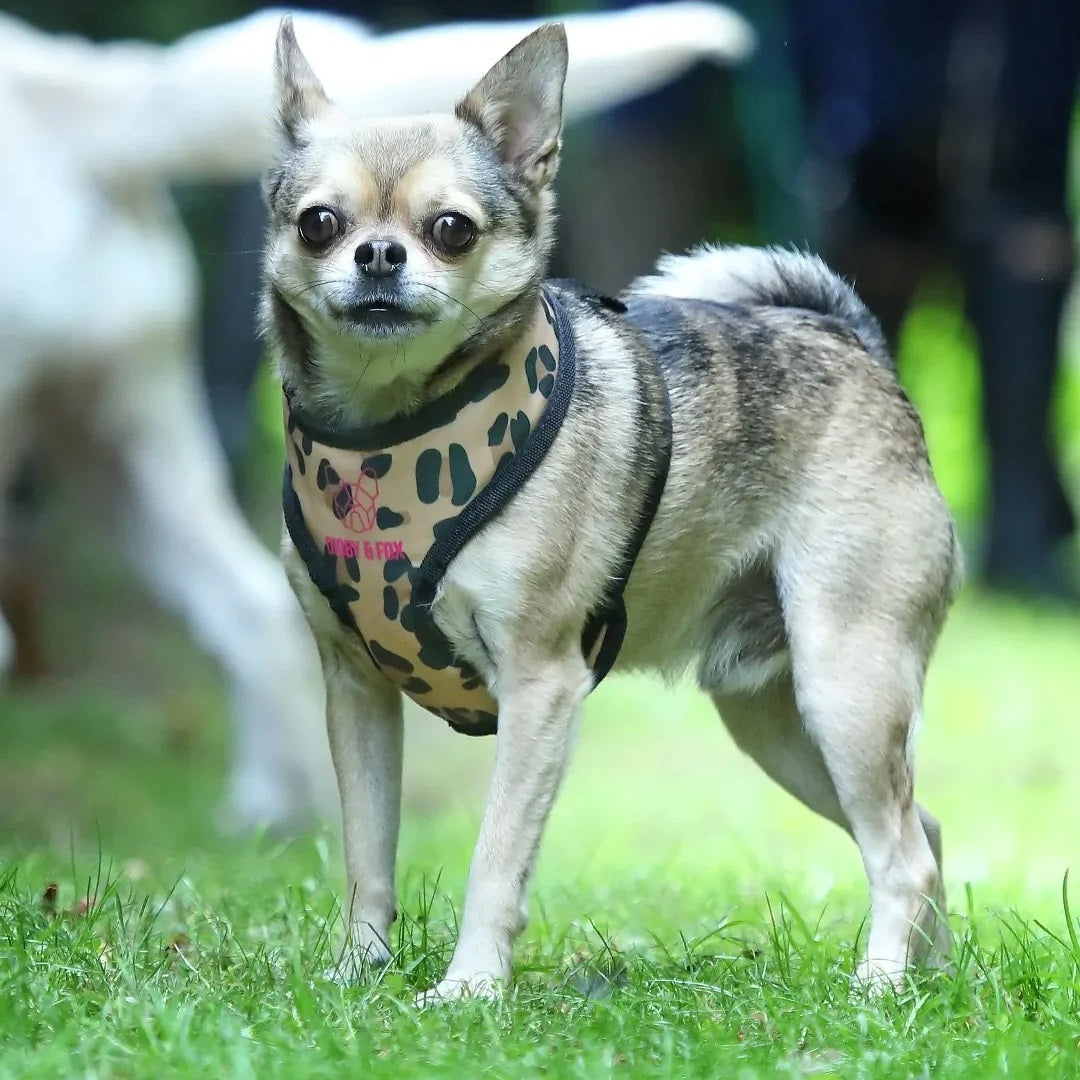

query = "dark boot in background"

[{"left": 966, "top": 211, "right": 1078, "bottom": 601}]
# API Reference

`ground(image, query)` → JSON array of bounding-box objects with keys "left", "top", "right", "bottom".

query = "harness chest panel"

[{"left": 282, "top": 289, "right": 669, "bottom": 737}]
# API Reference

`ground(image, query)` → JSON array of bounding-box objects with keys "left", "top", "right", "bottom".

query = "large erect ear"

[
  {"left": 455, "top": 23, "right": 568, "bottom": 194},
  {"left": 275, "top": 15, "right": 330, "bottom": 144}
]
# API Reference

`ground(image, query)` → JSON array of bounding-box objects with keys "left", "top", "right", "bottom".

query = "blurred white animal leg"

[
  {"left": 0, "top": 391, "right": 32, "bottom": 678},
  {"left": 103, "top": 342, "right": 332, "bottom": 831}
]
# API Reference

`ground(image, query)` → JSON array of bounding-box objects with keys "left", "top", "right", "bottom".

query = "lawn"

[
  {"left": 2, "top": 575, "right": 1080, "bottom": 1077},
  {"left": 2, "top": 290, "right": 1080, "bottom": 1076}
]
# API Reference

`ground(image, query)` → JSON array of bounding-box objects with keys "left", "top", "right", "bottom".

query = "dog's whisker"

[
  {"left": 412, "top": 282, "right": 490, "bottom": 332},
  {"left": 287, "top": 277, "right": 352, "bottom": 298},
  {"left": 423, "top": 271, "right": 503, "bottom": 298}
]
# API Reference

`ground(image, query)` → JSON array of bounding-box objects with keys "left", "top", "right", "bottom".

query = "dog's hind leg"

[
  {"left": 710, "top": 674, "right": 944, "bottom": 878},
  {"left": 710, "top": 675, "right": 847, "bottom": 830},
  {"left": 101, "top": 350, "right": 333, "bottom": 832},
  {"left": 771, "top": 534, "right": 951, "bottom": 989}
]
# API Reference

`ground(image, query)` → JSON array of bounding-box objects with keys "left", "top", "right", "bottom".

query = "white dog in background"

[{"left": 0, "top": 4, "right": 754, "bottom": 832}]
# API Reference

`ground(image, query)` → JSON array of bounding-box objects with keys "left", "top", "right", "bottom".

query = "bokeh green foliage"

[{"left": 897, "top": 272, "right": 1080, "bottom": 539}]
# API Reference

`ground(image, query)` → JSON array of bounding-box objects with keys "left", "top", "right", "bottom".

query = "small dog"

[{"left": 264, "top": 17, "right": 962, "bottom": 1000}]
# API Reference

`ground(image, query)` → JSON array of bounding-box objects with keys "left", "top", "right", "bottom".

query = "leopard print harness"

[{"left": 282, "top": 288, "right": 668, "bottom": 735}]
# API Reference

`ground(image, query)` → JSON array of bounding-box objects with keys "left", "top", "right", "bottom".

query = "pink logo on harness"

[
  {"left": 325, "top": 536, "right": 405, "bottom": 561},
  {"left": 332, "top": 470, "right": 379, "bottom": 534}
]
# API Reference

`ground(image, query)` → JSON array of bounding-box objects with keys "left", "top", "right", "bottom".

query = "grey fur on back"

[{"left": 630, "top": 244, "right": 892, "bottom": 368}]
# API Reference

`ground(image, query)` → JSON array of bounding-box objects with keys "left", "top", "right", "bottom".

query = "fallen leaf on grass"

[
  {"left": 166, "top": 933, "right": 193, "bottom": 956},
  {"left": 41, "top": 883, "right": 58, "bottom": 916},
  {"left": 42, "top": 885, "right": 96, "bottom": 920}
]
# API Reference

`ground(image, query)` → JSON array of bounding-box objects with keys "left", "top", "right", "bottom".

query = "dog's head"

[{"left": 263, "top": 17, "right": 568, "bottom": 421}]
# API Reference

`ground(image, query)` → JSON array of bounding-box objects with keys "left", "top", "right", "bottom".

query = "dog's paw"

[
  {"left": 852, "top": 958, "right": 907, "bottom": 999},
  {"left": 324, "top": 938, "right": 393, "bottom": 985},
  {"left": 414, "top": 974, "right": 502, "bottom": 1008}
]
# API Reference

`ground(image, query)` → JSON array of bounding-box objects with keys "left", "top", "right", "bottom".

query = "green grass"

[
  {"left": 3, "top": 589, "right": 1080, "bottom": 1077},
  {"left": 2, "top": 858, "right": 1079, "bottom": 1079}
]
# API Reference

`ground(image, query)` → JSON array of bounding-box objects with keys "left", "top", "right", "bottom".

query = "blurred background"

[{"left": 0, "top": 0, "right": 1077, "bottom": 918}]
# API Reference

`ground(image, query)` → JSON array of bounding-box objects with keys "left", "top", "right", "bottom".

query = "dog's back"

[
  {"left": 629, "top": 243, "right": 890, "bottom": 366},
  {"left": 621, "top": 246, "right": 948, "bottom": 520}
]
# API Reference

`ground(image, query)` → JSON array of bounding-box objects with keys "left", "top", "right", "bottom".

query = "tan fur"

[{"left": 392, "top": 154, "right": 488, "bottom": 225}]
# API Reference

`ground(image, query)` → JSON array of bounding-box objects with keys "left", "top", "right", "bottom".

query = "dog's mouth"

[{"left": 333, "top": 299, "right": 430, "bottom": 338}]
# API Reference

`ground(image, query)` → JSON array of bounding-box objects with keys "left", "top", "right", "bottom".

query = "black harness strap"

[{"left": 580, "top": 346, "right": 673, "bottom": 686}]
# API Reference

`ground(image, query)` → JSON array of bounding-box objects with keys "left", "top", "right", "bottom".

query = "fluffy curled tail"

[{"left": 629, "top": 244, "right": 891, "bottom": 368}]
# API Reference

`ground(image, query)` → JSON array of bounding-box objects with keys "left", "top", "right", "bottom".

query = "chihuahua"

[{"left": 263, "top": 16, "right": 961, "bottom": 1002}]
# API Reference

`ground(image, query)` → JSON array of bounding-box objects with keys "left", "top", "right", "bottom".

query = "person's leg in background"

[
  {"left": 0, "top": 448, "right": 48, "bottom": 681},
  {"left": 783, "top": 0, "right": 960, "bottom": 346},
  {"left": 957, "top": 0, "right": 1080, "bottom": 598},
  {"left": 818, "top": 144, "right": 945, "bottom": 349},
  {"left": 554, "top": 69, "right": 747, "bottom": 292},
  {"left": 785, "top": 0, "right": 1080, "bottom": 600}
]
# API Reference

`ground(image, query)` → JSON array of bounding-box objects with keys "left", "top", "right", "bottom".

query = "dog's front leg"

[
  {"left": 422, "top": 652, "right": 591, "bottom": 1003},
  {"left": 321, "top": 645, "right": 404, "bottom": 977}
]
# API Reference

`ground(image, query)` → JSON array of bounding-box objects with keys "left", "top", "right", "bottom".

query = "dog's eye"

[
  {"left": 297, "top": 207, "right": 341, "bottom": 248},
  {"left": 430, "top": 213, "right": 477, "bottom": 255}
]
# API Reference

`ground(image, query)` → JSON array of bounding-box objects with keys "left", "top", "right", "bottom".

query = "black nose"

[{"left": 355, "top": 239, "right": 407, "bottom": 278}]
